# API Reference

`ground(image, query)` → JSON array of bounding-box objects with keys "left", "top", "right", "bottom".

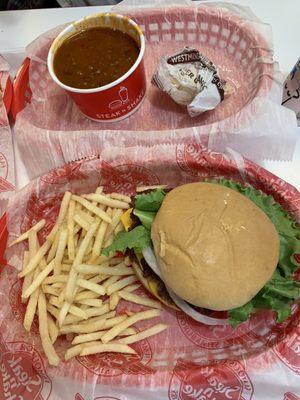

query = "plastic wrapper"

[
  {"left": 14, "top": 0, "right": 298, "bottom": 180},
  {"left": 152, "top": 47, "right": 225, "bottom": 116},
  {"left": 282, "top": 57, "right": 300, "bottom": 120},
  {"left": 0, "top": 56, "right": 15, "bottom": 216},
  {"left": 2, "top": 143, "right": 300, "bottom": 399}
]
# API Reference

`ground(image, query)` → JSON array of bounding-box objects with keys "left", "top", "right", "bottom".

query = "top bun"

[{"left": 151, "top": 182, "right": 279, "bottom": 311}]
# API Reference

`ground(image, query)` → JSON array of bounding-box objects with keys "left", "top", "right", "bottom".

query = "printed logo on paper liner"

[
  {"left": 272, "top": 325, "right": 300, "bottom": 376},
  {"left": 75, "top": 395, "right": 120, "bottom": 400},
  {"left": 76, "top": 338, "right": 153, "bottom": 377},
  {"left": 176, "top": 144, "right": 233, "bottom": 179},
  {"left": 9, "top": 279, "right": 39, "bottom": 334},
  {"left": 100, "top": 162, "right": 160, "bottom": 194},
  {"left": 284, "top": 393, "right": 300, "bottom": 400},
  {"left": 0, "top": 152, "right": 14, "bottom": 192},
  {"left": 0, "top": 335, "right": 52, "bottom": 400},
  {"left": 21, "top": 191, "right": 62, "bottom": 240},
  {"left": 41, "top": 160, "right": 87, "bottom": 184},
  {"left": 168, "top": 359, "right": 253, "bottom": 400}
]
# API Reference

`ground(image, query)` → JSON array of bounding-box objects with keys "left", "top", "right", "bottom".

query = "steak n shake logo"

[
  {"left": 0, "top": 152, "right": 14, "bottom": 193},
  {"left": 176, "top": 144, "right": 232, "bottom": 179},
  {"left": 169, "top": 360, "right": 253, "bottom": 400},
  {"left": 272, "top": 327, "right": 300, "bottom": 376},
  {"left": 0, "top": 334, "right": 51, "bottom": 400},
  {"left": 284, "top": 393, "right": 300, "bottom": 400},
  {"left": 100, "top": 162, "right": 160, "bottom": 194}
]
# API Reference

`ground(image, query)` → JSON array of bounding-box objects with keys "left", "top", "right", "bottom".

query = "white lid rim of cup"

[{"left": 47, "top": 13, "right": 146, "bottom": 94}]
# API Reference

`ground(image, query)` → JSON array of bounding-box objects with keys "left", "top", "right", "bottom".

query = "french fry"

[
  {"left": 75, "top": 264, "right": 133, "bottom": 276},
  {"left": 72, "top": 327, "right": 137, "bottom": 345},
  {"left": 102, "top": 275, "right": 119, "bottom": 288},
  {"left": 64, "top": 309, "right": 116, "bottom": 325},
  {"left": 76, "top": 298, "right": 103, "bottom": 307},
  {"left": 114, "top": 222, "right": 123, "bottom": 236},
  {"left": 84, "top": 304, "right": 110, "bottom": 318},
  {"left": 67, "top": 199, "right": 76, "bottom": 261},
  {"left": 22, "top": 260, "right": 55, "bottom": 299},
  {"left": 8, "top": 219, "right": 46, "bottom": 247},
  {"left": 61, "top": 264, "right": 71, "bottom": 272},
  {"left": 60, "top": 318, "right": 107, "bottom": 335},
  {"left": 46, "top": 304, "right": 59, "bottom": 320},
  {"left": 54, "top": 229, "right": 68, "bottom": 275},
  {"left": 21, "top": 251, "right": 30, "bottom": 304},
  {"left": 47, "top": 313, "right": 59, "bottom": 344},
  {"left": 77, "top": 311, "right": 116, "bottom": 325},
  {"left": 38, "top": 291, "right": 60, "bottom": 366},
  {"left": 61, "top": 315, "right": 126, "bottom": 335},
  {"left": 74, "top": 290, "right": 100, "bottom": 302},
  {"left": 42, "top": 285, "right": 59, "bottom": 296},
  {"left": 117, "top": 324, "right": 168, "bottom": 345},
  {"left": 43, "top": 274, "right": 69, "bottom": 284},
  {"left": 109, "top": 293, "right": 120, "bottom": 310},
  {"left": 73, "top": 214, "right": 91, "bottom": 232},
  {"left": 72, "top": 330, "right": 107, "bottom": 345},
  {"left": 77, "top": 210, "right": 95, "bottom": 224},
  {"left": 58, "top": 301, "right": 71, "bottom": 327},
  {"left": 19, "top": 240, "right": 51, "bottom": 278},
  {"left": 83, "top": 193, "right": 129, "bottom": 210},
  {"left": 47, "top": 191, "right": 72, "bottom": 242},
  {"left": 101, "top": 309, "right": 161, "bottom": 344},
  {"left": 64, "top": 341, "right": 99, "bottom": 361},
  {"left": 65, "top": 221, "right": 99, "bottom": 302},
  {"left": 119, "top": 291, "right": 162, "bottom": 309},
  {"left": 49, "top": 296, "right": 88, "bottom": 320},
  {"left": 23, "top": 266, "right": 40, "bottom": 332},
  {"left": 72, "top": 195, "right": 112, "bottom": 223},
  {"left": 108, "top": 193, "right": 131, "bottom": 203},
  {"left": 47, "top": 230, "right": 60, "bottom": 263},
  {"left": 106, "top": 275, "right": 137, "bottom": 295},
  {"left": 123, "top": 284, "right": 141, "bottom": 293},
  {"left": 80, "top": 343, "right": 136, "bottom": 356},
  {"left": 91, "top": 218, "right": 109, "bottom": 261},
  {"left": 76, "top": 278, "right": 105, "bottom": 295}
]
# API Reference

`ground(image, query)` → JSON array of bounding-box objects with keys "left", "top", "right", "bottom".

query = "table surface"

[{"left": 0, "top": 0, "right": 299, "bottom": 190}]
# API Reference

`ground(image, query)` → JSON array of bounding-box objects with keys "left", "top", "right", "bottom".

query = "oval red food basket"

[
  {"left": 1, "top": 71, "right": 13, "bottom": 115},
  {"left": 1, "top": 146, "right": 299, "bottom": 397},
  {"left": 11, "top": 5, "right": 273, "bottom": 129}
]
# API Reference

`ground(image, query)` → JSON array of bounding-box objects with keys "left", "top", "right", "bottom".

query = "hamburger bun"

[{"left": 151, "top": 182, "right": 280, "bottom": 311}]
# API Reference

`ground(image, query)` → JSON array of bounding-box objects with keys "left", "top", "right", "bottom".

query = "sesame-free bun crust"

[{"left": 151, "top": 182, "right": 279, "bottom": 311}]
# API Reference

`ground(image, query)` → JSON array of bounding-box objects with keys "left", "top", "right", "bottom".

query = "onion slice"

[{"left": 142, "top": 246, "right": 229, "bottom": 326}]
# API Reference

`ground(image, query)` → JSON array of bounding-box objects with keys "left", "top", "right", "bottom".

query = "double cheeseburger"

[{"left": 103, "top": 180, "right": 300, "bottom": 326}]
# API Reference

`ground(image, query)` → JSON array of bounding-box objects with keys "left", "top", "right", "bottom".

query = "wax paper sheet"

[
  {"left": 13, "top": 0, "right": 298, "bottom": 180},
  {"left": 0, "top": 56, "right": 15, "bottom": 217},
  {"left": 2, "top": 143, "right": 300, "bottom": 399}
]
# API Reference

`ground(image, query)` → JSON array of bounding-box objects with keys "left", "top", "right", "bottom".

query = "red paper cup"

[{"left": 47, "top": 13, "right": 146, "bottom": 122}]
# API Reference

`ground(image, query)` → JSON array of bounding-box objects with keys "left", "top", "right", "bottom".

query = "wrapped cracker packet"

[{"left": 152, "top": 47, "right": 226, "bottom": 117}]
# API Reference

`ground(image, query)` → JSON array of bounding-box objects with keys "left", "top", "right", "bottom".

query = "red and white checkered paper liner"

[
  {"left": 2, "top": 144, "right": 300, "bottom": 399},
  {"left": 0, "top": 56, "right": 15, "bottom": 216},
  {"left": 13, "top": 1, "right": 297, "bottom": 180}
]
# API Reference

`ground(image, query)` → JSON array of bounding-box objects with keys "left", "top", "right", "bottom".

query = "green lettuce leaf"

[
  {"left": 228, "top": 302, "right": 254, "bottom": 327},
  {"left": 134, "top": 189, "right": 165, "bottom": 212},
  {"left": 102, "top": 226, "right": 151, "bottom": 257},
  {"left": 133, "top": 209, "right": 156, "bottom": 230}
]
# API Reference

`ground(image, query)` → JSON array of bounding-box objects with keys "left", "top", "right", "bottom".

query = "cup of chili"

[{"left": 47, "top": 13, "right": 146, "bottom": 122}]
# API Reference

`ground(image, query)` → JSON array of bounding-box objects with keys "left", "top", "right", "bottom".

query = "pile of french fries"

[{"left": 9, "top": 188, "right": 167, "bottom": 366}]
